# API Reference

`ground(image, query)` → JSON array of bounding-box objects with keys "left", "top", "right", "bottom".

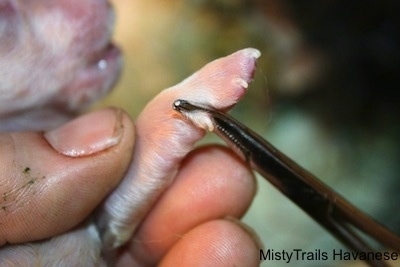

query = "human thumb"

[{"left": 0, "top": 108, "right": 135, "bottom": 246}]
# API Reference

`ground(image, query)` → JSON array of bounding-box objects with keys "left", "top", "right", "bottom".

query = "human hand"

[
  {"left": 1, "top": 1, "right": 261, "bottom": 264},
  {"left": 0, "top": 47, "right": 262, "bottom": 265},
  {"left": 0, "top": 109, "right": 259, "bottom": 266},
  {"left": 0, "top": 108, "right": 134, "bottom": 264},
  {"left": 0, "top": 44, "right": 262, "bottom": 265},
  {"left": 114, "top": 145, "right": 259, "bottom": 266}
]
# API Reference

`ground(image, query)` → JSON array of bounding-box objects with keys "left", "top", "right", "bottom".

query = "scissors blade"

[{"left": 173, "top": 99, "right": 400, "bottom": 267}]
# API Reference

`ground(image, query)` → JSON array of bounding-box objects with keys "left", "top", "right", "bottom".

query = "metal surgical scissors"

[{"left": 173, "top": 99, "right": 400, "bottom": 267}]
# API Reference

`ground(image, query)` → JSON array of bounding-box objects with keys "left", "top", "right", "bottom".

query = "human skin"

[
  {"left": 0, "top": 123, "right": 258, "bottom": 266},
  {"left": 0, "top": 0, "right": 260, "bottom": 265}
]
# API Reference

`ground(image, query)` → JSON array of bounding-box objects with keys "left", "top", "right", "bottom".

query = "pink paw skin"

[{"left": 96, "top": 48, "right": 261, "bottom": 250}]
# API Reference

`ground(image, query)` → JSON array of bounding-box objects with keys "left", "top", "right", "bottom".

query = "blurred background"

[{"left": 96, "top": 1, "right": 400, "bottom": 266}]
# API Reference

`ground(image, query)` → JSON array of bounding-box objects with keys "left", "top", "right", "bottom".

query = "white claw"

[
  {"left": 243, "top": 48, "right": 262, "bottom": 59},
  {"left": 233, "top": 77, "right": 249, "bottom": 89}
]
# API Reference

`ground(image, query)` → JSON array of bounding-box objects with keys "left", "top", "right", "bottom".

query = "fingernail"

[{"left": 44, "top": 108, "right": 124, "bottom": 157}]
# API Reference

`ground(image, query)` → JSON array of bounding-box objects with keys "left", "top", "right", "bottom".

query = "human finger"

[
  {"left": 159, "top": 219, "right": 260, "bottom": 267},
  {"left": 0, "top": 108, "right": 135, "bottom": 246},
  {"left": 115, "top": 145, "right": 257, "bottom": 266}
]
